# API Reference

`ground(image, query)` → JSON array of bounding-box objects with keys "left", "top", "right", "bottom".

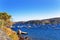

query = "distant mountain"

[
  {"left": 14, "top": 17, "right": 60, "bottom": 25},
  {"left": 12, "top": 17, "right": 60, "bottom": 29}
]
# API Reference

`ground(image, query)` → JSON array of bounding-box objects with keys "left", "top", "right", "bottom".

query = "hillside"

[
  {"left": 0, "top": 26, "right": 19, "bottom": 40},
  {"left": 14, "top": 17, "right": 60, "bottom": 25},
  {"left": 0, "top": 29, "right": 12, "bottom": 40}
]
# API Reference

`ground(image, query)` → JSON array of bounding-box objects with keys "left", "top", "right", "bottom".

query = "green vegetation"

[
  {"left": 0, "top": 12, "right": 19, "bottom": 40},
  {"left": 0, "top": 12, "right": 11, "bottom": 20},
  {"left": 0, "top": 12, "right": 12, "bottom": 27}
]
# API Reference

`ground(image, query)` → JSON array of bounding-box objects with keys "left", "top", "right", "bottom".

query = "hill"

[{"left": 14, "top": 17, "right": 60, "bottom": 25}]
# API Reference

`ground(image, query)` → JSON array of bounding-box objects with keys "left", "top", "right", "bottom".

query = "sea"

[{"left": 11, "top": 23, "right": 60, "bottom": 40}]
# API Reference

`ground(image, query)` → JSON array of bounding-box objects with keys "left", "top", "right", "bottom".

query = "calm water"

[{"left": 11, "top": 24, "right": 60, "bottom": 40}]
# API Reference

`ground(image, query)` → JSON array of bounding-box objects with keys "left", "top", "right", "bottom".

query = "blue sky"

[{"left": 0, "top": 0, "right": 60, "bottom": 21}]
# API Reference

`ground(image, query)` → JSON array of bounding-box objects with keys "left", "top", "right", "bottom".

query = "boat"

[{"left": 18, "top": 30, "right": 28, "bottom": 35}]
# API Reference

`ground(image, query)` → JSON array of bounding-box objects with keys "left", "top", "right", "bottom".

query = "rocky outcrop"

[
  {"left": 0, "top": 26, "right": 19, "bottom": 40},
  {"left": 0, "top": 29, "right": 12, "bottom": 40},
  {"left": 1, "top": 27, "right": 19, "bottom": 40}
]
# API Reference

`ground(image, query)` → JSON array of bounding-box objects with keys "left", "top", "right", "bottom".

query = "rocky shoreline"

[{"left": 0, "top": 26, "right": 29, "bottom": 40}]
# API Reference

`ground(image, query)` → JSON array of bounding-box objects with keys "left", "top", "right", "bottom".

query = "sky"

[{"left": 0, "top": 0, "right": 60, "bottom": 22}]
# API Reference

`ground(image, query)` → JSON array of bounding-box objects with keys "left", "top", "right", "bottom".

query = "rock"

[
  {"left": 1, "top": 27, "right": 19, "bottom": 40},
  {"left": 0, "top": 29, "right": 12, "bottom": 40}
]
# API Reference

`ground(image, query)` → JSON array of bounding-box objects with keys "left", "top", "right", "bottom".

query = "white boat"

[
  {"left": 28, "top": 25, "right": 31, "bottom": 28},
  {"left": 21, "top": 31, "right": 28, "bottom": 34},
  {"left": 17, "top": 26, "right": 20, "bottom": 28},
  {"left": 18, "top": 30, "right": 28, "bottom": 34},
  {"left": 11, "top": 26, "right": 15, "bottom": 28}
]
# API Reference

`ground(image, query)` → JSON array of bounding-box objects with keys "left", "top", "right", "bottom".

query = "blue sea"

[{"left": 11, "top": 23, "right": 60, "bottom": 40}]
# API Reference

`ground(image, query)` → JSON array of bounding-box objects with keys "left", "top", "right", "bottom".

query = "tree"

[
  {"left": 0, "top": 12, "right": 12, "bottom": 27},
  {"left": 0, "top": 12, "right": 11, "bottom": 20}
]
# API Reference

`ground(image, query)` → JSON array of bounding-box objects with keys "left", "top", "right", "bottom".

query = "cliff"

[
  {"left": 0, "top": 29, "right": 12, "bottom": 40},
  {"left": 0, "top": 26, "right": 19, "bottom": 40}
]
